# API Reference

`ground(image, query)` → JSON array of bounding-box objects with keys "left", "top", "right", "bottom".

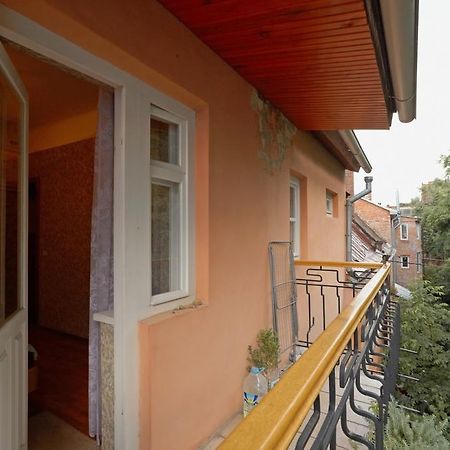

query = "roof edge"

[{"left": 338, "top": 130, "right": 372, "bottom": 173}]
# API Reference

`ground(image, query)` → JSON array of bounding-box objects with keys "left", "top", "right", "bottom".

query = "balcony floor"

[
  {"left": 200, "top": 359, "right": 382, "bottom": 450},
  {"left": 288, "top": 369, "right": 381, "bottom": 449}
]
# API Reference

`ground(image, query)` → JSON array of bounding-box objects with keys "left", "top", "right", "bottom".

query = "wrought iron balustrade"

[{"left": 220, "top": 252, "right": 399, "bottom": 450}]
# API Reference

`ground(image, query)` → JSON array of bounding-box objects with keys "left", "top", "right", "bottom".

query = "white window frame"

[
  {"left": 416, "top": 223, "right": 421, "bottom": 240},
  {"left": 150, "top": 106, "right": 192, "bottom": 305},
  {"left": 400, "top": 223, "right": 409, "bottom": 240},
  {"left": 289, "top": 177, "right": 300, "bottom": 258},
  {"left": 400, "top": 256, "right": 409, "bottom": 269}
]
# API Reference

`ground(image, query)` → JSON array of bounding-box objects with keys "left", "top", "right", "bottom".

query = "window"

[
  {"left": 400, "top": 256, "right": 409, "bottom": 269},
  {"left": 416, "top": 252, "right": 422, "bottom": 273},
  {"left": 400, "top": 223, "right": 408, "bottom": 240},
  {"left": 326, "top": 190, "right": 337, "bottom": 216},
  {"left": 290, "top": 177, "right": 300, "bottom": 258},
  {"left": 150, "top": 106, "right": 190, "bottom": 304},
  {"left": 416, "top": 223, "right": 421, "bottom": 240}
]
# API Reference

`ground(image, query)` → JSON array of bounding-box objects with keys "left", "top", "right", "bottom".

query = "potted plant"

[{"left": 247, "top": 328, "right": 280, "bottom": 390}]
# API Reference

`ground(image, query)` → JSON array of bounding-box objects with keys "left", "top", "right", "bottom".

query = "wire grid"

[{"left": 268, "top": 241, "right": 298, "bottom": 359}]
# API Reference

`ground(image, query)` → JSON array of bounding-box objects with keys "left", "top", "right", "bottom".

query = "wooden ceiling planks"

[{"left": 159, "top": 0, "right": 391, "bottom": 130}]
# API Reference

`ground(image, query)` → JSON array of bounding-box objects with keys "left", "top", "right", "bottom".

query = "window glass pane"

[
  {"left": 151, "top": 181, "right": 180, "bottom": 296},
  {"left": 290, "top": 186, "right": 295, "bottom": 218},
  {"left": 0, "top": 81, "right": 20, "bottom": 322},
  {"left": 401, "top": 224, "right": 408, "bottom": 239},
  {"left": 326, "top": 197, "right": 332, "bottom": 214},
  {"left": 150, "top": 116, "right": 179, "bottom": 164}
]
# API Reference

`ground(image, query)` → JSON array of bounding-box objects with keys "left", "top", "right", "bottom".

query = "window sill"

[
  {"left": 139, "top": 297, "right": 206, "bottom": 325},
  {"left": 93, "top": 310, "right": 114, "bottom": 326}
]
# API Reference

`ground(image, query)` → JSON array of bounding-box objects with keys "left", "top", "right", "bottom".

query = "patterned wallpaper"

[{"left": 29, "top": 138, "right": 94, "bottom": 338}]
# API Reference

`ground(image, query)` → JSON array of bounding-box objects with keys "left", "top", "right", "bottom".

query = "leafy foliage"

[
  {"left": 423, "top": 259, "right": 450, "bottom": 303},
  {"left": 413, "top": 151, "right": 450, "bottom": 301},
  {"left": 395, "top": 282, "right": 450, "bottom": 424},
  {"left": 384, "top": 401, "right": 450, "bottom": 450},
  {"left": 247, "top": 328, "right": 280, "bottom": 372}
]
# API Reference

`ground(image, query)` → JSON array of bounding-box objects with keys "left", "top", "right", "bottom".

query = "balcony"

[{"left": 219, "top": 244, "right": 399, "bottom": 450}]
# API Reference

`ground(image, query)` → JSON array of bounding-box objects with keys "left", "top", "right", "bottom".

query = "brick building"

[
  {"left": 395, "top": 215, "right": 423, "bottom": 287},
  {"left": 354, "top": 198, "right": 391, "bottom": 242},
  {"left": 354, "top": 198, "right": 422, "bottom": 288}
]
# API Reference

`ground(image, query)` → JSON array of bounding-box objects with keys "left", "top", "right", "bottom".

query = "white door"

[{"left": 0, "top": 42, "right": 28, "bottom": 450}]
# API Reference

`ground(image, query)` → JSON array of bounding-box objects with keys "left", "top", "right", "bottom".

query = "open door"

[{"left": 0, "top": 42, "right": 28, "bottom": 450}]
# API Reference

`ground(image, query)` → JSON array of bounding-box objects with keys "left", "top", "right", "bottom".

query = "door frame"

[
  {"left": 0, "top": 5, "right": 195, "bottom": 449},
  {"left": 0, "top": 39, "right": 28, "bottom": 450}
]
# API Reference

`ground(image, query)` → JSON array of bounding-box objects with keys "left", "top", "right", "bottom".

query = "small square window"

[{"left": 400, "top": 256, "right": 409, "bottom": 268}]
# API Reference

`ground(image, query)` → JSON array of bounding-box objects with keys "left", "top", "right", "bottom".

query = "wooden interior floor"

[{"left": 29, "top": 326, "right": 89, "bottom": 436}]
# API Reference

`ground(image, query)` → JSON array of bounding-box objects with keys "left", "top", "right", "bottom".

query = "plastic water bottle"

[{"left": 243, "top": 367, "right": 268, "bottom": 417}]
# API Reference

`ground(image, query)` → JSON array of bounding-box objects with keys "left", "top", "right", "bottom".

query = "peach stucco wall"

[{"left": 2, "top": 1, "right": 347, "bottom": 448}]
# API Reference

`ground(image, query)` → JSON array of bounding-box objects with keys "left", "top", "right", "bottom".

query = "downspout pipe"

[{"left": 346, "top": 176, "right": 373, "bottom": 261}]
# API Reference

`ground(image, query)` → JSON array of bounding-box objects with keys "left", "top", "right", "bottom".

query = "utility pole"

[{"left": 390, "top": 190, "right": 401, "bottom": 288}]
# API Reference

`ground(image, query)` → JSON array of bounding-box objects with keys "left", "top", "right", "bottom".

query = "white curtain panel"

[{"left": 88, "top": 88, "right": 114, "bottom": 443}]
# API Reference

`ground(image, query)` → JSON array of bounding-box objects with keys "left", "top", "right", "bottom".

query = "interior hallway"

[{"left": 29, "top": 326, "right": 90, "bottom": 436}]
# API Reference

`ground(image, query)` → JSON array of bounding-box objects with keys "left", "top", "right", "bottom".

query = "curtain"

[{"left": 88, "top": 88, "right": 114, "bottom": 442}]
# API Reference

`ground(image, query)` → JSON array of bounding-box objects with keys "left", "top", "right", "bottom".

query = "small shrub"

[
  {"left": 247, "top": 328, "right": 280, "bottom": 372},
  {"left": 385, "top": 401, "right": 450, "bottom": 450}
]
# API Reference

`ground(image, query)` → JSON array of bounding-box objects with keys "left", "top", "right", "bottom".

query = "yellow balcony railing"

[{"left": 220, "top": 261, "right": 395, "bottom": 450}]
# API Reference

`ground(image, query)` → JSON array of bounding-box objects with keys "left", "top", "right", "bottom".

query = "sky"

[{"left": 354, "top": 1, "right": 449, "bottom": 206}]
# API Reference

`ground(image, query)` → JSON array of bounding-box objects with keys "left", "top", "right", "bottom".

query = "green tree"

[
  {"left": 396, "top": 282, "right": 450, "bottom": 424},
  {"left": 414, "top": 151, "right": 450, "bottom": 301}
]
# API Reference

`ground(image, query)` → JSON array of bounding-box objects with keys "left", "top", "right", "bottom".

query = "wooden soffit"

[{"left": 159, "top": 0, "right": 393, "bottom": 130}]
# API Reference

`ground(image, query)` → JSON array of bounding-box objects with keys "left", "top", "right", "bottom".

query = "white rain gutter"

[
  {"left": 379, "top": 0, "right": 419, "bottom": 123},
  {"left": 338, "top": 130, "right": 372, "bottom": 174}
]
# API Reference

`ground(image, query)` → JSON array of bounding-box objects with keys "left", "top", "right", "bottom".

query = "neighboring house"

[
  {"left": 395, "top": 214, "right": 423, "bottom": 287},
  {"left": 354, "top": 198, "right": 423, "bottom": 288},
  {"left": 0, "top": 2, "right": 418, "bottom": 450},
  {"left": 351, "top": 213, "right": 392, "bottom": 264}
]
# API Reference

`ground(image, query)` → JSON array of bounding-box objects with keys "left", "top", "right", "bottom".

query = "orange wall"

[{"left": 2, "top": 1, "right": 347, "bottom": 448}]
